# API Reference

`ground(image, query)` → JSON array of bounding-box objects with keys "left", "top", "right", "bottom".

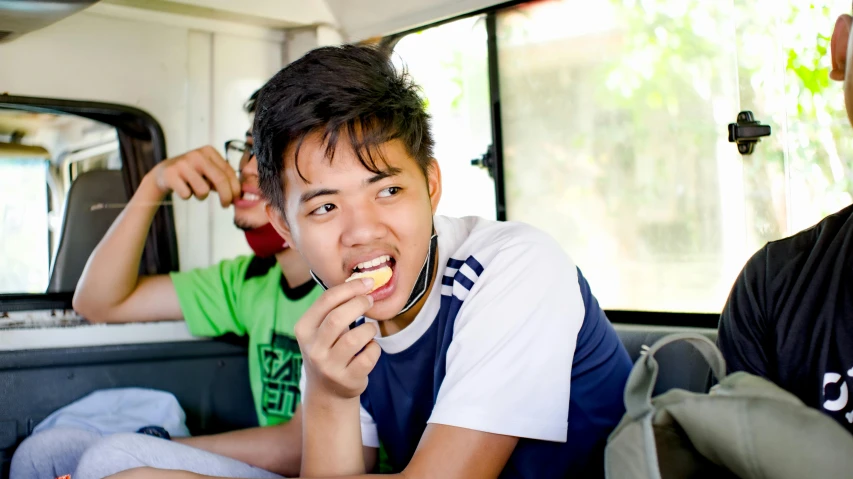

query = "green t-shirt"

[{"left": 170, "top": 255, "right": 322, "bottom": 427}]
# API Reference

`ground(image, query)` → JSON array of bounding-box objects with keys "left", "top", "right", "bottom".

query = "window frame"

[
  {"left": 0, "top": 94, "right": 179, "bottom": 312},
  {"left": 384, "top": 1, "right": 727, "bottom": 328}
]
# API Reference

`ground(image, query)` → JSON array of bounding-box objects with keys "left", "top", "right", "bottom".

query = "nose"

[
  {"left": 340, "top": 200, "right": 387, "bottom": 248},
  {"left": 241, "top": 154, "right": 258, "bottom": 178}
]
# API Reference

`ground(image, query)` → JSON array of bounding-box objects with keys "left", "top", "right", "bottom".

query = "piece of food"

[{"left": 346, "top": 265, "right": 393, "bottom": 292}]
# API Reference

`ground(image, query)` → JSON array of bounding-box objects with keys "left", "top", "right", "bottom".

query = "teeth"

[
  {"left": 354, "top": 255, "right": 391, "bottom": 271},
  {"left": 243, "top": 193, "right": 260, "bottom": 201}
]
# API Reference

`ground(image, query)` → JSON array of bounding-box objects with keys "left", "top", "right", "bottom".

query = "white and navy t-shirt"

[{"left": 356, "top": 215, "right": 631, "bottom": 477}]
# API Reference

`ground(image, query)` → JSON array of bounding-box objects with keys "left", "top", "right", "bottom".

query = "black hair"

[
  {"left": 244, "top": 89, "right": 260, "bottom": 114},
  {"left": 253, "top": 44, "right": 434, "bottom": 214}
]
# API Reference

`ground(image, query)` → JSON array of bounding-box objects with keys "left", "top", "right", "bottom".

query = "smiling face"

[
  {"left": 233, "top": 129, "right": 273, "bottom": 231},
  {"left": 268, "top": 132, "right": 441, "bottom": 321}
]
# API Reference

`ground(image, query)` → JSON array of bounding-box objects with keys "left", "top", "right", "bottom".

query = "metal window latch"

[
  {"left": 471, "top": 144, "right": 496, "bottom": 180},
  {"left": 728, "top": 111, "right": 771, "bottom": 155}
]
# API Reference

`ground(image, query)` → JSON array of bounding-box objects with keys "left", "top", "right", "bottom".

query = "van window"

[
  {"left": 394, "top": 0, "right": 853, "bottom": 315},
  {"left": 0, "top": 158, "right": 50, "bottom": 293},
  {"left": 392, "top": 15, "right": 497, "bottom": 220},
  {"left": 0, "top": 109, "right": 119, "bottom": 294}
]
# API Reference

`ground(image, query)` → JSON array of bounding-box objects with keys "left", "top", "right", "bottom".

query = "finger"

[
  {"left": 329, "top": 321, "right": 379, "bottom": 368},
  {"left": 178, "top": 162, "right": 211, "bottom": 200},
  {"left": 200, "top": 145, "right": 240, "bottom": 198},
  {"left": 225, "top": 162, "right": 242, "bottom": 202},
  {"left": 346, "top": 340, "right": 381, "bottom": 378},
  {"left": 200, "top": 144, "right": 232, "bottom": 172},
  {"left": 157, "top": 164, "right": 191, "bottom": 199},
  {"left": 193, "top": 148, "right": 237, "bottom": 207},
  {"left": 214, "top": 147, "right": 242, "bottom": 201},
  {"left": 315, "top": 295, "right": 374, "bottom": 352},
  {"left": 298, "top": 278, "right": 375, "bottom": 333},
  {"left": 168, "top": 172, "right": 193, "bottom": 200}
]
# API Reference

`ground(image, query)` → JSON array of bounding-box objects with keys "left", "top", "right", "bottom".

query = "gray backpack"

[{"left": 605, "top": 333, "right": 853, "bottom": 479}]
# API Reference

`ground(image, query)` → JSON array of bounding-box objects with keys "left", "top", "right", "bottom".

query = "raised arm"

[
  {"left": 73, "top": 146, "right": 240, "bottom": 323},
  {"left": 296, "top": 278, "right": 381, "bottom": 476}
]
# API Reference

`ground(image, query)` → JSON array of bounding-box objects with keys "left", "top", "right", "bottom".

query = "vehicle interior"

[{"left": 1, "top": 0, "right": 849, "bottom": 476}]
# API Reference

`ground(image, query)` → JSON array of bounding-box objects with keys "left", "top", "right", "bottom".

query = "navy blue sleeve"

[{"left": 718, "top": 245, "right": 773, "bottom": 379}]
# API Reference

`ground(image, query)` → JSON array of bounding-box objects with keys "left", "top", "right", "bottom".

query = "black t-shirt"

[{"left": 718, "top": 204, "right": 853, "bottom": 432}]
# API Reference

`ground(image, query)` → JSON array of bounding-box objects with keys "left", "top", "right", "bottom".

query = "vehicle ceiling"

[{"left": 0, "top": 0, "right": 509, "bottom": 44}]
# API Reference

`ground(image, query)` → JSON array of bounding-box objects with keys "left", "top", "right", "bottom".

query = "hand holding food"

[{"left": 294, "top": 278, "right": 382, "bottom": 400}]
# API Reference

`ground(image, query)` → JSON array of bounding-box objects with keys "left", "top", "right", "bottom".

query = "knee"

[
  {"left": 75, "top": 433, "right": 148, "bottom": 479},
  {"left": 11, "top": 428, "right": 101, "bottom": 479},
  {"left": 10, "top": 431, "right": 49, "bottom": 478},
  {"left": 11, "top": 431, "right": 45, "bottom": 472}
]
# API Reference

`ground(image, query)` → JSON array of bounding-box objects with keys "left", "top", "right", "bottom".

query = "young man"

[
  {"left": 718, "top": 4, "right": 853, "bottom": 435},
  {"left": 13, "top": 93, "right": 318, "bottom": 479},
  {"left": 107, "top": 44, "right": 632, "bottom": 479}
]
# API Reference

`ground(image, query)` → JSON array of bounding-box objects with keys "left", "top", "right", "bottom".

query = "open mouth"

[
  {"left": 347, "top": 255, "right": 397, "bottom": 296},
  {"left": 352, "top": 255, "right": 394, "bottom": 273},
  {"left": 234, "top": 188, "right": 262, "bottom": 208}
]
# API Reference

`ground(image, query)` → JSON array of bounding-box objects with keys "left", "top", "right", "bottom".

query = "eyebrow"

[
  {"left": 366, "top": 170, "right": 399, "bottom": 184},
  {"left": 298, "top": 170, "right": 402, "bottom": 205},
  {"left": 300, "top": 188, "right": 338, "bottom": 204}
]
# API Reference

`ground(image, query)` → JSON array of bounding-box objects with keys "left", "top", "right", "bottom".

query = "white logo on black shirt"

[{"left": 822, "top": 368, "right": 853, "bottom": 423}]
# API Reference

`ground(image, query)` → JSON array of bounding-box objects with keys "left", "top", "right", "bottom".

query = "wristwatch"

[{"left": 136, "top": 425, "right": 172, "bottom": 440}]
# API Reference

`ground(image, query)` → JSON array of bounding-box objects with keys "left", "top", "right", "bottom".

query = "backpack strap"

[{"left": 624, "top": 333, "right": 727, "bottom": 419}]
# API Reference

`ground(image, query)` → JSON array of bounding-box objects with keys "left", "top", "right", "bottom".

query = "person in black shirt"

[{"left": 718, "top": 3, "right": 853, "bottom": 433}]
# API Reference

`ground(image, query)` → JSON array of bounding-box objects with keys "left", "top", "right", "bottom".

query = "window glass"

[
  {"left": 392, "top": 16, "right": 496, "bottom": 220},
  {"left": 0, "top": 159, "right": 50, "bottom": 293},
  {"left": 0, "top": 110, "right": 120, "bottom": 294},
  {"left": 497, "top": 0, "right": 853, "bottom": 313}
]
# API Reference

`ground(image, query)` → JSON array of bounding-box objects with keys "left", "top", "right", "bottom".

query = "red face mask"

[{"left": 244, "top": 223, "right": 288, "bottom": 258}]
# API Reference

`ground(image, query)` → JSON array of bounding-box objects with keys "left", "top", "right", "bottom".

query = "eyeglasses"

[{"left": 224, "top": 140, "right": 253, "bottom": 170}]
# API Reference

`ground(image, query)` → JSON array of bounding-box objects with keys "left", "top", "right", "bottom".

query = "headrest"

[{"left": 47, "top": 170, "right": 127, "bottom": 293}]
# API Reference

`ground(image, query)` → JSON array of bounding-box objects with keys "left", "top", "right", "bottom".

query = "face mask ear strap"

[
  {"left": 310, "top": 270, "right": 330, "bottom": 291},
  {"left": 397, "top": 232, "right": 438, "bottom": 316}
]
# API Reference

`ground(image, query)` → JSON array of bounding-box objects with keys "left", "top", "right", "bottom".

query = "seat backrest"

[
  {"left": 47, "top": 170, "right": 126, "bottom": 293},
  {"left": 613, "top": 323, "right": 718, "bottom": 395}
]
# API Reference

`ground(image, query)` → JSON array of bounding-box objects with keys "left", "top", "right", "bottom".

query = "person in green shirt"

[
  {"left": 11, "top": 92, "right": 316, "bottom": 479},
  {"left": 171, "top": 241, "right": 319, "bottom": 430}
]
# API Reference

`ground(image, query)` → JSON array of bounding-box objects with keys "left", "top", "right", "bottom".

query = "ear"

[
  {"left": 831, "top": 14, "right": 852, "bottom": 81},
  {"left": 426, "top": 159, "right": 442, "bottom": 214},
  {"left": 266, "top": 203, "right": 294, "bottom": 246}
]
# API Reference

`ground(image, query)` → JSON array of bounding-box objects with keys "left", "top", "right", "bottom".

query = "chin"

[
  {"left": 366, "top": 304, "right": 400, "bottom": 321},
  {"left": 233, "top": 217, "right": 268, "bottom": 231},
  {"left": 366, "top": 293, "right": 409, "bottom": 320}
]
